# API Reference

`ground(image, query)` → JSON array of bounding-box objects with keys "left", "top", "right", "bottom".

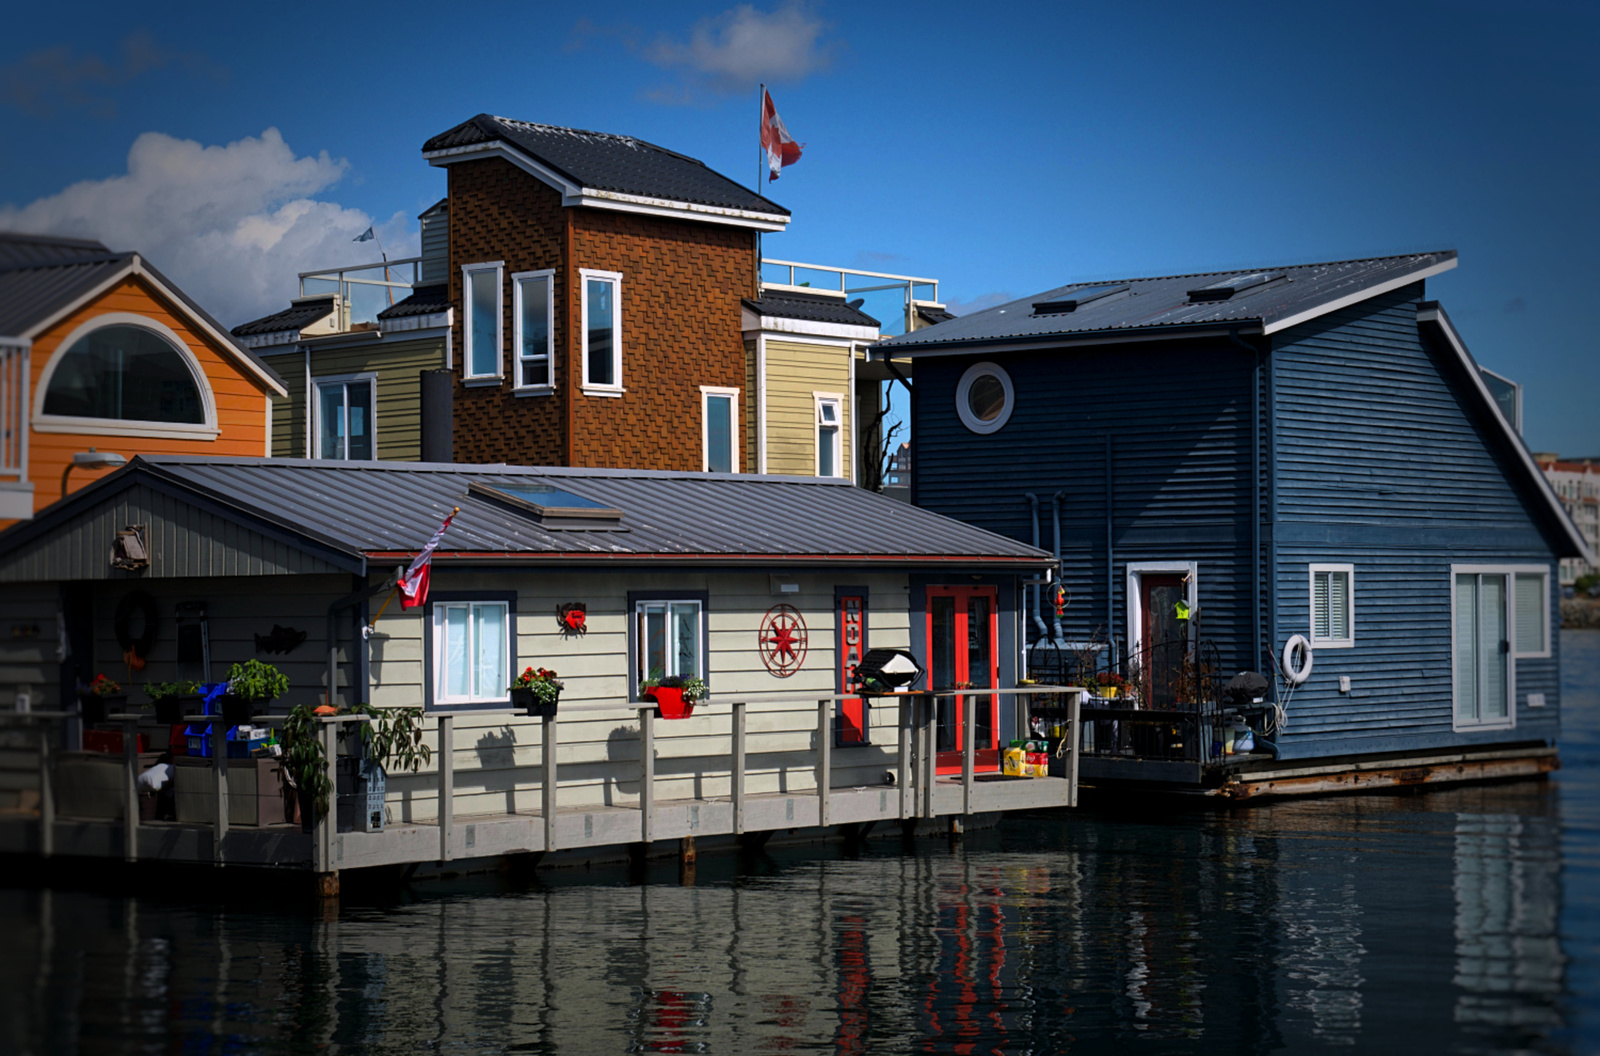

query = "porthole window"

[{"left": 955, "top": 361, "right": 1014, "bottom": 434}]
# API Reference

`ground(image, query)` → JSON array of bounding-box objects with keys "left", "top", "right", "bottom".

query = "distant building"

[
  {"left": 1535, "top": 455, "right": 1599, "bottom": 584},
  {"left": 883, "top": 441, "right": 911, "bottom": 504}
]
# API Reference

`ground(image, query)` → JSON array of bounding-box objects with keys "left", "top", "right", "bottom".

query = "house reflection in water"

[{"left": 0, "top": 790, "right": 1567, "bottom": 1053}]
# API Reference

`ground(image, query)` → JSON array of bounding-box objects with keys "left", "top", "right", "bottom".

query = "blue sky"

[{"left": 2, "top": 0, "right": 1596, "bottom": 455}]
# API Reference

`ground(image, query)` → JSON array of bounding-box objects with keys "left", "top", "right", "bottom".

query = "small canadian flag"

[
  {"left": 398, "top": 508, "right": 457, "bottom": 609},
  {"left": 760, "top": 87, "right": 803, "bottom": 182}
]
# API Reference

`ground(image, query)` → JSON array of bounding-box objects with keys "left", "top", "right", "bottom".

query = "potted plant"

[
  {"left": 281, "top": 701, "right": 432, "bottom": 832},
  {"left": 1093, "top": 671, "right": 1129, "bottom": 700},
  {"left": 510, "top": 666, "right": 563, "bottom": 718},
  {"left": 144, "top": 679, "right": 203, "bottom": 725},
  {"left": 78, "top": 674, "right": 125, "bottom": 726},
  {"left": 643, "top": 673, "right": 707, "bottom": 720},
  {"left": 221, "top": 659, "right": 289, "bottom": 725}
]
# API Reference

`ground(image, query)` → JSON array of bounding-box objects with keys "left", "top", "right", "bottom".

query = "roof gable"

[{"left": 423, "top": 114, "right": 790, "bottom": 232}]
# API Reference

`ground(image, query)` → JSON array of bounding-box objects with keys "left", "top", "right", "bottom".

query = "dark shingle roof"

[
  {"left": 231, "top": 296, "right": 337, "bottom": 337},
  {"left": 4, "top": 456, "right": 1050, "bottom": 570},
  {"left": 377, "top": 284, "right": 449, "bottom": 320},
  {"left": 915, "top": 306, "right": 957, "bottom": 326},
  {"left": 424, "top": 114, "right": 788, "bottom": 217},
  {"left": 744, "top": 290, "right": 880, "bottom": 329},
  {"left": 878, "top": 252, "right": 1458, "bottom": 352}
]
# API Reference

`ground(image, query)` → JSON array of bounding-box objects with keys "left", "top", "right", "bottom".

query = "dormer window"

[{"left": 580, "top": 270, "right": 623, "bottom": 395}]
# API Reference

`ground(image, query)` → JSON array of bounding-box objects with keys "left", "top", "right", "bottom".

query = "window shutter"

[
  {"left": 1329, "top": 571, "right": 1349, "bottom": 641},
  {"left": 1313, "top": 572, "right": 1330, "bottom": 640},
  {"left": 1514, "top": 573, "right": 1545, "bottom": 654}
]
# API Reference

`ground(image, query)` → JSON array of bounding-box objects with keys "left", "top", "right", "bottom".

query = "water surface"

[{"left": 4, "top": 630, "right": 1597, "bottom": 1054}]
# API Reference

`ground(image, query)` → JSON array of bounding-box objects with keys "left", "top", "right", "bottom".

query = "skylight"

[
  {"left": 469, "top": 481, "right": 626, "bottom": 531},
  {"left": 1186, "top": 272, "right": 1286, "bottom": 302},
  {"left": 1032, "top": 284, "right": 1130, "bottom": 315}
]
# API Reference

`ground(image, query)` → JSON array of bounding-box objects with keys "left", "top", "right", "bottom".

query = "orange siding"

[{"left": 22, "top": 276, "right": 273, "bottom": 516}]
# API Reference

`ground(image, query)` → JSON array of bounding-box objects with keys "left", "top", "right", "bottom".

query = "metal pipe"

[
  {"left": 1025, "top": 494, "right": 1049, "bottom": 644},
  {"left": 1104, "top": 437, "right": 1115, "bottom": 661},
  {"left": 1051, "top": 490, "right": 1066, "bottom": 644}
]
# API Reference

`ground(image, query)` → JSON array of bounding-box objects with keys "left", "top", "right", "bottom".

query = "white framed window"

[
  {"left": 701, "top": 386, "right": 739, "bottom": 473},
  {"left": 431, "top": 599, "right": 511, "bottom": 707},
  {"left": 1308, "top": 564, "right": 1354, "bottom": 648},
  {"left": 512, "top": 269, "right": 555, "bottom": 392},
  {"left": 462, "top": 262, "right": 504, "bottom": 381},
  {"left": 955, "top": 360, "right": 1014, "bottom": 434},
  {"left": 1451, "top": 565, "right": 1518, "bottom": 731},
  {"left": 815, "top": 393, "right": 843, "bottom": 477},
  {"left": 313, "top": 374, "right": 377, "bottom": 460},
  {"left": 579, "top": 269, "right": 623, "bottom": 394},
  {"left": 635, "top": 599, "right": 702, "bottom": 686}
]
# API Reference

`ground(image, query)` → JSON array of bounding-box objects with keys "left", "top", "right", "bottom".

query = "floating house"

[
  {"left": 0, "top": 455, "right": 1070, "bottom": 885},
  {"left": 874, "top": 251, "right": 1593, "bottom": 794}
]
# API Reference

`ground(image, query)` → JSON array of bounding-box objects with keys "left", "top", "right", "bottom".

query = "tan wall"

[
  {"left": 261, "top": 336, "right": 445, "bottom": 461},
  {"left": 262, "top": 348, "right": 303, "bottom": 458},
  {"left": 763, "top": 338, "right": 852, "bottom": 480}
]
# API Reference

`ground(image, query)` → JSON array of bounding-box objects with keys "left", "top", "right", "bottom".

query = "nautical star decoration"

[{"left": 759, "top": 604, "right": 808, "bottom": 677}]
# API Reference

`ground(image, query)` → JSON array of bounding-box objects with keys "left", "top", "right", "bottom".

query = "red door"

[
  {"left": 926, "top": 585, "right": 1000, "bottom": 774},
  {"left": 837, "top": 592, "right": 868, "bottom": 745}
]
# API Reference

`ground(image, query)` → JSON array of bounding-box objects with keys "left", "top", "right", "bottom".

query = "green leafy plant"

[
  {"left": 281, "top": 704, "right": 333, "bottom": 820},
  {"left": 280, "top": 702, "right": 433, "bottom": 821},
  {"left": 645, "top": 673, "right": 707, "bottom": 703},
  {"left": 512, "top": 666, "right": 564, "bottom": 707},
  {"left": 84, "top": 674, "right": 122, "bottom": 697},
  {"left": 226, "top": 659, "right": 289, "bottom": 703},
  {"left": 144, "top": 679, "right": 202, "bottom": 701},
  {"left": 349, "top": 703, "right": 434, "bottom": 775}
]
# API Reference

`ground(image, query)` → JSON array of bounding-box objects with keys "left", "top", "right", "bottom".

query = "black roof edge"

[{"left": 872, "top": 319, "right": 1264, "bottom": 357}]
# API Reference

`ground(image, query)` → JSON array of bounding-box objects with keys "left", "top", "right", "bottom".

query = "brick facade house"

[{"left": 423, "top": 115, "right": 790, "bottom": 470}]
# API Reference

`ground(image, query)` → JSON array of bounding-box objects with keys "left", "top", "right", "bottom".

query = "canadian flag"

[
  {"left": 760, "top": 88, "right": 803, "bottom": 182},
  {"left": 398, "top": 508, "right": 457, "bottom": 609}
]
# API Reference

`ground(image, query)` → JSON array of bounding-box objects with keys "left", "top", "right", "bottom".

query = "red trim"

[
  {"left": 925, "top": 584, "right": 1001, "bottom": 775},
  {"left": 365, "top": 550, "right": 1047, "bottom": 566}
]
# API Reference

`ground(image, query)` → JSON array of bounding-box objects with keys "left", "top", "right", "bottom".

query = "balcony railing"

[
  {"left": 299, "top": 257, "right": 424, "bottom": 332},
  {"left": 760, "top": 258, "right": 940, "bottom": 338}
]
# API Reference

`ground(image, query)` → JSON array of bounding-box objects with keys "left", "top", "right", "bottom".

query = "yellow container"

[{"left": 1002, "top": 747, "right": 1025, "bottom": 777}]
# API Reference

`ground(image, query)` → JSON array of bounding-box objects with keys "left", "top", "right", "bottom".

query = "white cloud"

[
  {"left": 0, "top": 127, "right": 416, "bottom": 326},
  {"left": 645, "top": 2, "right": 836, "bottom": 97}
]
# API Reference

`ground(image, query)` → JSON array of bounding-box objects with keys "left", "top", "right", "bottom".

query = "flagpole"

[{"left": 756, "top": 83, "right": 765, "bottom": 285}]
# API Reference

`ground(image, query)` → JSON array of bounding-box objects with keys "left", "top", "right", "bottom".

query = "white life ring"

[{"left": 1282, "top": 634, "right": 1314, "bottom": 685}]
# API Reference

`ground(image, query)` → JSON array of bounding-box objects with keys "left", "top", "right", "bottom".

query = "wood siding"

[
  {"left": 22, "top": 277, "right": 273, "bottom": 517},
  {"left": 1271, "top": 285, "right": 1562, "bottom": 757},
  {"left": 763, "top": 338, "right": 852, "bottom": 481},
  {"left": 0, "top": 483, "right": 351, "bottom": 582},
  {"left": 262, "top": 347, "right": 304, "bottom": 458},
  {"left": 260, "top": 336, "right": 445, "bottom": 461},
  {"left": 912, "top": 341, "right": 1258, "bottom": 675}
]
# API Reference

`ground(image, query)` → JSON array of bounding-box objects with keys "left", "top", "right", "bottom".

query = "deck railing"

[
  {"left": 0, "top": 342, "right": 29, "bottom": 479},
  {"left": 298, "top": 257, "right": 424, "bottom": 331}
]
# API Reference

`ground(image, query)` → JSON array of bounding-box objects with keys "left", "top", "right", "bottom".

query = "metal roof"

[
  {"left": 1, "top": 456, "right": 1050, "bottom": 570},
  {"left": 876, "top": 252, "right": 1458, "bottom": 353},
  {"left": 0, "top": 254, "right": 130, "bottom": 337},
  {"left": 744, "top": 290, "right": 880, "bottom": 329},
  {"left": 0, "top": 231, "right": 115, "bottom": 270},
  {"left": 376, "top": 284, "right": 449, "bottom": 320},
  {"left": 232, "top": 296, "right": 336, "bottom": 336},
  {"left": 424, "top": 114, "right": 789, "bottom": 218}
]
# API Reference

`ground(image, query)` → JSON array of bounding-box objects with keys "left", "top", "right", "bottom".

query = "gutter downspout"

[
  {"left": 326, "top": 569, "right": 398, "bottom": 711},
  {"left": 1230, "top": 330, "right": 1263, "bottom": 677},
  {"left": 1104, "top": 435, "right": 1115, "bottom": 663},
  {"left": 1025, "top": 494, "right": 1049, "bottom": 645},
  {"left": 1051, "top": 490, "right": 1066, "bottom": 645}
]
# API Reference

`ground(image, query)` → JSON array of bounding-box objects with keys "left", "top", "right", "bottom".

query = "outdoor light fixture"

[
  {"left": 853, "top": 648, "right": 925, "bottom": 695},
  {"left": 61, "top": 448, "right": 127, "bottom": 498}
]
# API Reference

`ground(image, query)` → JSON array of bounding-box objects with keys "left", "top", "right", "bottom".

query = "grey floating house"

[{"left": 874, "top": 251, "right": 1592, "bottom": 793}]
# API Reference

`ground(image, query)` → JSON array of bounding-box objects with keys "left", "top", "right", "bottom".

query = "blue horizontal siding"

[{"left": 1270, "top": 285, "right": 1561, "bottom": 759}]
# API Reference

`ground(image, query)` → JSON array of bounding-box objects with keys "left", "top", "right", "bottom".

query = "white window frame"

[
  {"left": 311, "top": 372, "right": 379, "bottom": 460},
  {"left": 1308, "top": 563, "right": 1355, "bottom": 648},
  {"left": 430, "top": 599, "right": 512, "bottom": 707},
  {"left": 814, "top": 392, "right": 844, "bottom": 478},
  {"left": 634, "top": 599, "right": 704, "bottom": 686},
  {"left": 1125, "top": 561, "right": 1198, "bottom": 660},
  {"left": 511, "top": 269, "right": 555, "bottom": 394},
  {"left": 1510, "top": 566, "right": 1552, "bottom": 659},
  {"left": 1450, "top": 564, "right": 1520, "bottom": 733},
  {"left": 579, "top": 268, "right": 623, "bottom": 396},
  {"left": 955, "top": 360, "right": 1015, "bottom": 435},
  {"left": 700, "top": 385, "right": 740, "bottom": 473},
  {"left": 461, "top": 261, "right": 504, "bottom": 382}
]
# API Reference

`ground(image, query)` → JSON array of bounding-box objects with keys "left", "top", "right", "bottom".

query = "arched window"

[{"left": 42, "top": 324, "right": 204, "bottom": 424}]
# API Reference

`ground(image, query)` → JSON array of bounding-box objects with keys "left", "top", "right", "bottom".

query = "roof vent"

[
  {"left": 1032, "top": 284, "right": 1129, "bottom": 315},
  {"left": 469, "top": 481, "right": 627, "bottom": 531},
  {"left": 1187, "top": 272, "right": 1286, "bottom": 302}
]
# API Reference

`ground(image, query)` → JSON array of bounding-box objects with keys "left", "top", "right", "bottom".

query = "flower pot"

[
  {"left": 511, "top": 686, "right": 560, "bottom": 718},
  {"left": 648, "top": 686, "right": 694, "bottom": 720},
  {"left": 1095, "top": 686, "right": 1119, "bottom": 700},
  {"left": 78, "top": 692, "right": 123, "bottom": 726},
  {"left": 220, "top": 693, "right": 267, "bottom": 726},
  {"left": 153, "top": 694, "right": 200, "bottom": 725}
]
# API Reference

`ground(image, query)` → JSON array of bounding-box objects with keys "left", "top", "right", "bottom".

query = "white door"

[{"left": 1454, "top": 572, "right": 1511, "bottom": 727}]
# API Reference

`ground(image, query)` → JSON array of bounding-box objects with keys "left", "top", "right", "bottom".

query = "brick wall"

[{"left": 448, "top": 156, "right": 757, "bottom": 470}]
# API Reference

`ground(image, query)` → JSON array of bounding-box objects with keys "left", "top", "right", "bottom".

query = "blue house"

[{"left": 874, "top": 252, "right": 1594, "bottom": 791}]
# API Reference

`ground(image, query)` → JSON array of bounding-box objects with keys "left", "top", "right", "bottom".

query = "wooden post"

[
  {"left": 638, "top": 706, "right": 655, "bottom": 844},
  {"left": 122, "top": 716, "right": 139, "bottom": 862},
  {"left": 897, "top": 697, "right": 911, "bottom": 821},
  {"left": 542, "top": 713, "right": 557, "bottom": 853},
  {"left": 922, "top": 693, "right": 938, "bottom": 820},
  {"left": 816, "top": 699, "right": 831, "bottom": 828},
  {"left": 38, "top": 724, "right": 53, "bottom": 859},
  {"left": 962, "top": 692, "right": 975, "bottom": 817},
  {"left": 212, "top": 718, "right": 229, "bottom": 863},
  {"left": 437, "top": 714, "right": 453, "bottom": 861},
  {"left": 732, "top": 700, "right": 746, "bottom": 835},
  {"left": 315, "top": 720, "right": 336, "bottom": 873},
  {"left": 679, "top": 835, "right": 696, "bottom": 886},
  {"left": 1069, "top": 689, "right": 1082, "bottom": 808}
]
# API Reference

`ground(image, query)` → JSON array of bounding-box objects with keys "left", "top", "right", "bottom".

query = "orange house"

[{"left": 0, "top": 232, "right": 286, "bottom": 523}]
